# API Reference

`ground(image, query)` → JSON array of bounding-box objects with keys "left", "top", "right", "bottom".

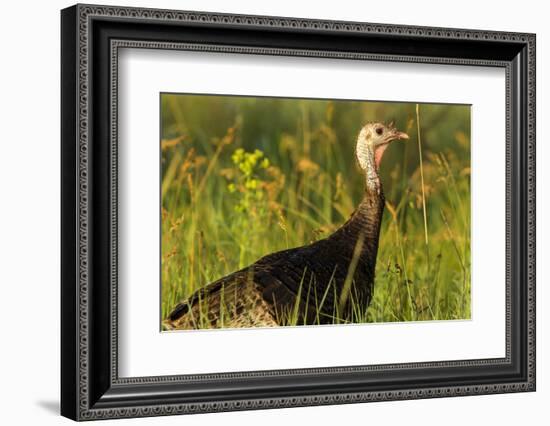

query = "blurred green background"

[{"left": 160, "top": 94, "right": 471, "bottom": 325}]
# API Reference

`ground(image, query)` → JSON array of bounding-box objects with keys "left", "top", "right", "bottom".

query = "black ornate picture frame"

[{"left": 61, "top": 4, "right": 536, "bottom": 421}]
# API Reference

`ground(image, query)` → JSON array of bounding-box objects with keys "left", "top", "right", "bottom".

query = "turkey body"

[
  {"left": 164, "top": 194, "right": 385, "bottom": 330},
  {"left": 164, "top": 121, "right": 407, "bottom": 330}
]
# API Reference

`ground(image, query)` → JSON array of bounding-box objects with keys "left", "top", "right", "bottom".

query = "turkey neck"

[
  {"left": 331, "top": 185, "right": 385, "bottom": 263},
  {"left": 328, "top": 137, "right": 386, "bottom": 261}
]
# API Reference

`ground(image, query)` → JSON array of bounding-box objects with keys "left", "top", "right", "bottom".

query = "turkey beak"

[{"left": 390, "top": 129, "right": 409, "bottom": 142}]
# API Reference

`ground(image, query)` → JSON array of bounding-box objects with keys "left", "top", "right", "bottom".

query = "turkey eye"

[{"left": 376, "top": 127, "right": 383, "bottom": 135}]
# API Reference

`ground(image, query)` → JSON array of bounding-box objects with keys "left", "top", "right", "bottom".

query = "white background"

[
  {"left": 0, "top": 0, "right": 547, "bottom": 425},
  {"left": 119, "top": 49, "right": 505, "bottom": 377}
]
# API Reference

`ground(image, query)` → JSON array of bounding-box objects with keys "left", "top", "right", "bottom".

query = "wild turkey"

[{"left": 164, "top": 122, "right": 409, "bottom": 330}]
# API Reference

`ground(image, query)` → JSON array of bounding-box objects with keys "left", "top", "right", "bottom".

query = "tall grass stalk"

[
  {"left": 339, "top": 232, "right": 365, "bottom": 313},
  {"left": 416, "top": 104, "right": 430, "bottom": 269}
]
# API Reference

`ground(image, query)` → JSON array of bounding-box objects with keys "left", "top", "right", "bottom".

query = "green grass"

[{"left": 160, "top": 95, "right": 471, "bottom": 328}]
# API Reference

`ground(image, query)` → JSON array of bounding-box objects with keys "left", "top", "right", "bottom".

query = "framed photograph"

[{"left": 61, "top": 4, "right": 536, "bottom": 421}]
